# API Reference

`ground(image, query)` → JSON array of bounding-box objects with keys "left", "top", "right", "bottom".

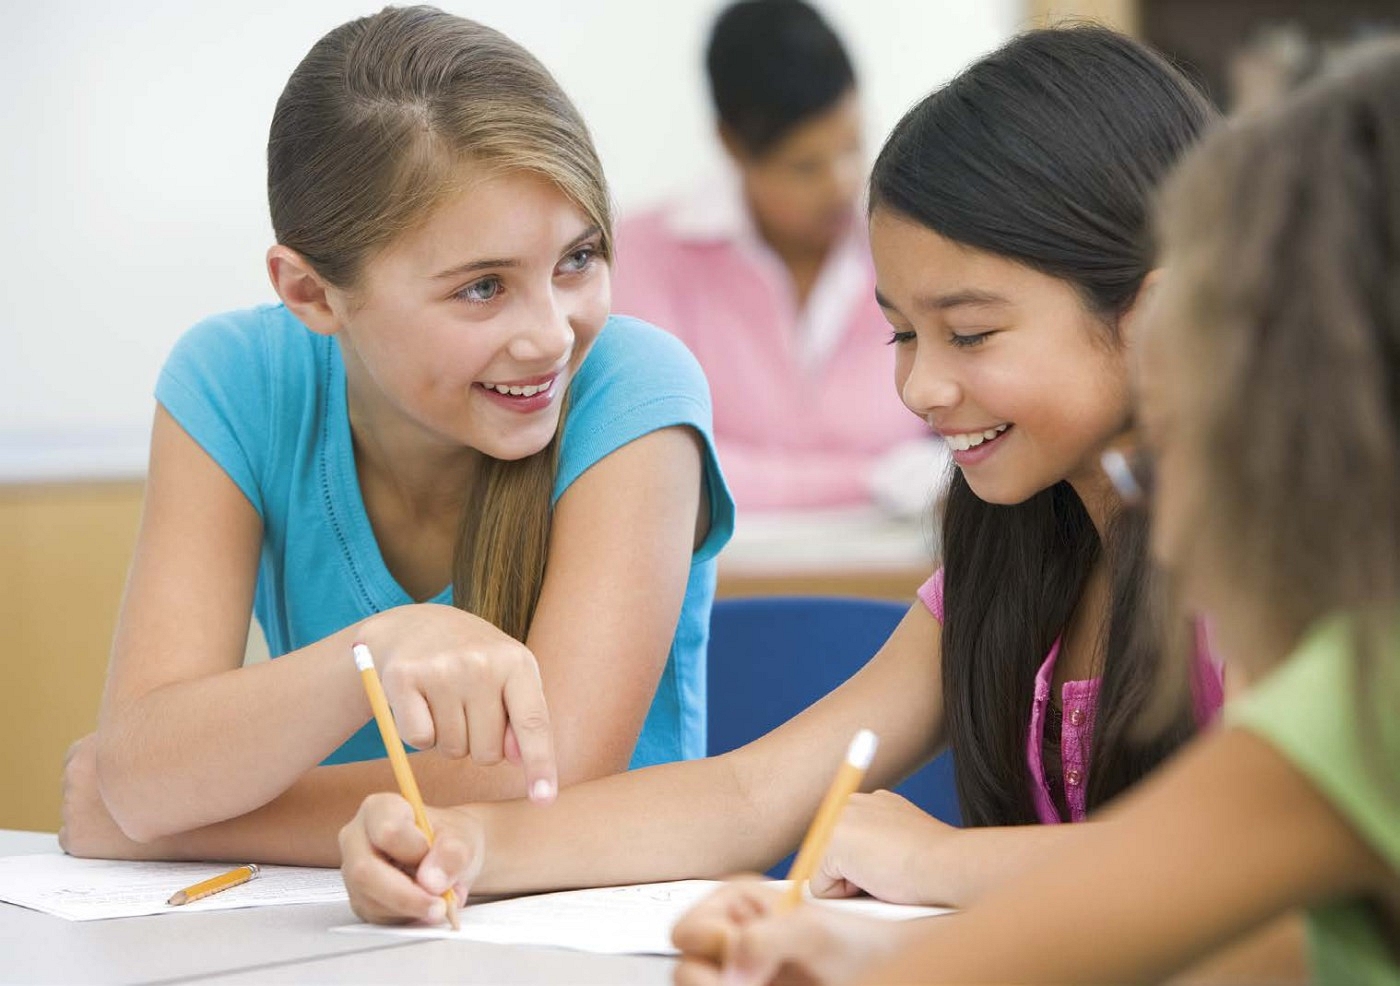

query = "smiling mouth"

[
  {"left": 943, "top": 423, "right": 1011, "bottom": 452},
  {"left": 476, "top": 373, "right": 558, "bottom": 399}
]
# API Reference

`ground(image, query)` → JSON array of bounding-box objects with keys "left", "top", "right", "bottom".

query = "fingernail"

[
  {"left": 426, "top": 900, "right": 446, "bottom": 923},
  {"left": 530, "top": 779, "right": 555, "bottom": 802},
  {"left": 419, "top": 864, "right": 447, "bottom": 893}
]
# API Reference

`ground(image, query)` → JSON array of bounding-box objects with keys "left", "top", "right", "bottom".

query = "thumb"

[
  {"left": 723, "top": 915, "right": 796, "bottom": 986},
  {"left": 416, "top": 830, "right": 483, "bottom": 900}
]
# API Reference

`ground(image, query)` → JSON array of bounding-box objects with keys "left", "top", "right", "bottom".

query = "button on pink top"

[
  {"left": 918, "top": 568, "right": 1225, "bottom": 824},
  {"left": 610, "top": 174, "right": 929, "bottom": 511}
]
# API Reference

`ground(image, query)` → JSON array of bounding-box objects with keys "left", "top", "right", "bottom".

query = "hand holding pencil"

[
  {"left": 353, "top": 643, "right": 462, "bottom": 929},
  {"left": 670, "top": 729, "right": 883, "bottom": 984}
]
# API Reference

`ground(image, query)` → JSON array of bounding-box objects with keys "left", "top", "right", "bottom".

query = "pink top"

[
  {"left": 918, "top": 569, "right": 1224, "bottom": 824},
  {"left": 610, "top": 174, "right": 929, "bottom": 511}
]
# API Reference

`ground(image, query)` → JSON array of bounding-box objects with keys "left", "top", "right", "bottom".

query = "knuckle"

[
  {"left": 364, "top": 791, "right": 399, "bottom": 815},
  {"left": 343, "top": 858, "right": 376, "bottom": 888},
  {"left": 379, "top": 663, "right": 412, "bottom": 695},
  {"left": 364, "top": 808, "right": 401, "bottom": 844},
  {"left": 460, "top": 650, "right": 492, "bottom": 680},
  {"left": 512, "top": 645, "right": 540, "bottom": 673},
  {"left": 476, "top": 746, "right": 503, "bottom": 765},
  {"left": 512, "top": 709, "right": 551, "bottom": 735}
]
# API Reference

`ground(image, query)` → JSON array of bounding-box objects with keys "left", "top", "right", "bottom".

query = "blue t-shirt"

[{"left": 155, "top": 304, "right": 734, "bottom": 769}]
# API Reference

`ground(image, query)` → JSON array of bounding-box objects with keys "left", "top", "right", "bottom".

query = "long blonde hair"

[{"left": 267, "top": 6, "right": 612, "bottom": 638}]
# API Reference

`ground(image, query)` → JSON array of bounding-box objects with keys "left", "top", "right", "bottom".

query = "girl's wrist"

[{"left": 915, "top": 823, "right": 970, "bottom": 907}]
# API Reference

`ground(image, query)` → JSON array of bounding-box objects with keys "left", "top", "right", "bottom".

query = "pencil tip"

[{"left": 167, "top": 892, "right": 187, "bottom": 906}]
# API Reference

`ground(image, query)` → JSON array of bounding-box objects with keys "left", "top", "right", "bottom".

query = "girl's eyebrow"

[
  {"left": 874, "top": 287, "right": 1011, "bottom": 313},
  {"left": 430, "top": 225, "right": 602, "bottom": 280}
]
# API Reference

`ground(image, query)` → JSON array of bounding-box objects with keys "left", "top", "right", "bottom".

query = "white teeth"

[
  {"left": 486, "top": 381, "right": 547, "bottom": 397},
  {"left": 945, "top": 423, "right": 1009, "bottom": 452}
]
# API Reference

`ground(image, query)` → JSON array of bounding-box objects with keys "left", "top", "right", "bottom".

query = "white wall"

[{"left": 0, "top": 0, "right": 1018, "bottom": 480}]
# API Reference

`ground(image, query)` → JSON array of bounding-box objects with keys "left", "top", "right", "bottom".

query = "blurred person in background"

[{"left": 611, "top": 0, "right": 944, "bottom": 515}]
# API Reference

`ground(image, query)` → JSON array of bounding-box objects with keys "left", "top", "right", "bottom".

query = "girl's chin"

[
  {"left": 961, "top": 473, "right": 1039, "bottom": 507},
  {"left": 474, "top": 425, "right": 560, "bottom": 462}
]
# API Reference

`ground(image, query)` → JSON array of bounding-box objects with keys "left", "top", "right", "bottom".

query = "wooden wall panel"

[{"left": 0, "top": 482, "right": 144, "bottom": 832}]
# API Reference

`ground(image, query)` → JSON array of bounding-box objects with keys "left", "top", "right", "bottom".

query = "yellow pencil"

[
  {"left": 167, "top": 863, "right": 259, "bottom": 905},
  {"left": 780, "top": 728, "right": 879, "bottom": 911},
  {"left": 352, "top": 643, "right": 460, "bottom": 931}
]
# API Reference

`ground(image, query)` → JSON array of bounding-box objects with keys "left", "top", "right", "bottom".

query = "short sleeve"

[
  {"left": 917, "top": 568, "right": 945, "bottom": 622},
  {"left": 154, "top": 310, "right": 273, "bottom": 516},
  {"left": 1227, "top": 616, "right": 1400, "bottom": 872},
  {"left": 555, "top": 316, "right": 735, "bottom": 563}
]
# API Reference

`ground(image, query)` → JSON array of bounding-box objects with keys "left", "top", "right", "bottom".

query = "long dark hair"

[{"left": 870, "top": 27, "right": 1216, "bottom": 826}]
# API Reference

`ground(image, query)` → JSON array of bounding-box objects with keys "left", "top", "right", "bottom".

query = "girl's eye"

[
  {"left": 950, "top": 331, "right": 993, "bottom": 349},
  {"left": 886, "top": 330, "right": 916, "bottom": 345},
  {"left": 559, "top": 246, "right": 598, "bottom": 274},
  {"left": 456, "top": 276, "right": 502, "bottom": 304}
]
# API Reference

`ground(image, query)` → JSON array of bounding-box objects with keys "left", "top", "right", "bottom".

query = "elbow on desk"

[{"left": 90, "top": 740, "right": 189, "bottom": 845}]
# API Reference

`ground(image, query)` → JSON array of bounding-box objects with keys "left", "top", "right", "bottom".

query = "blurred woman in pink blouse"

[{"left": 611, "top": 0, "right": 940, "bottom": 512}]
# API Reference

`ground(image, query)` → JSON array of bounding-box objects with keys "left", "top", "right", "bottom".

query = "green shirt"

[{"left": 1228, "top": 616, "right": 1400, "bottom": 986}]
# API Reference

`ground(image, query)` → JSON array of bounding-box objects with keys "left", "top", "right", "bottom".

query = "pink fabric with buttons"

[{"left": 918, "top": 568, "right": 1225, "bottom": 824}]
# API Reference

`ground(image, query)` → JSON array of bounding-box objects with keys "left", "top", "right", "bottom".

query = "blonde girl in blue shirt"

[{"left": 58, "top": 6, "right": 732, "bottom": 866}]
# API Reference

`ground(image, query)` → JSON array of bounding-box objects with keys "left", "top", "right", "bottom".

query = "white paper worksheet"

[
  {"left": 0, "top": 853, "right": 348, "bottom": 921},
  {"left": 335, "top": 879, "right": 952, "bottom": 955}
]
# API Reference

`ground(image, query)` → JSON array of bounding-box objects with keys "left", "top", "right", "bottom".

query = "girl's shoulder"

[
  {"left": 555, "top": 315, "right": 730, "bottom": 517},
  {"left": 571, "top": 315, "right": 713, "bottom": 415},
  {"left": 155, "top": 304, "right": 331, "bottom": 514},
  {"left": 163, "top": 303, "right": 322, "bottom": 383},
  {"left": 1227, "top": 615, "right": 1400, "bottom": 870}
]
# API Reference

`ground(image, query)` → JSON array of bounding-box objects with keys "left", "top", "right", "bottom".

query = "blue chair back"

[{"left": 706, "top": 596, "right": 961, "bottom": 872}]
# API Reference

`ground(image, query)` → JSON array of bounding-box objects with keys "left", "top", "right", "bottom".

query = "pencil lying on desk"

[
  {"left": 780, "top": 728, "right": 878, "bottom": 912},
  {"left": 167, "top": 863, "right": 259, "bottom": 905},
  {"left": 352, "top": 643, "right": 460, "bottom": 931}
]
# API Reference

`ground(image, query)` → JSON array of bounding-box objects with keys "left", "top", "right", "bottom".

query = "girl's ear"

[
  {"left": 1120, "top": 268, "right": 1164, "bottom": 351},
  {"left": 266, "top": 245, "right": 343, "bottom": 337}
]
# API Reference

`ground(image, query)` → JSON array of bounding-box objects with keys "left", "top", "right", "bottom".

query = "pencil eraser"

[
  {"left": 352, "top": 643, "right": 375, "bottom": 671},
  {"left": 847, "top": 729, "right": 878, "bottom": 769}
]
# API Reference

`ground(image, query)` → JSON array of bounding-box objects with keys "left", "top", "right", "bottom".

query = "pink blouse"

[
  {"left": 610, "top": 174, "right": 929, "bottom": 511},
  {"left": 918, "top": 569, "right": 1224, "bottom": 824}
]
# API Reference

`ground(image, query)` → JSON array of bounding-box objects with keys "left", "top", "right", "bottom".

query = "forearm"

[
  {"left": 1166, "top": 912, "right": 1309, "bottom": 985},
  {"left": 128, "top": 728, "right": 633, "bottom": 865},
  {"left": 119, "top": 753, "right": 525, "bottom": 866},
  {"left": 860, "top": 730, "right": 1383, "bottom": 984},
  {"left": 98, "top": 623, "right": 371, "bottom": 840},
  {"left": 446, "top": 751, "right": 795, "bottom": 895},
  {"left": 930, "top": 821, "right": 1103, "bottom": 907}
]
